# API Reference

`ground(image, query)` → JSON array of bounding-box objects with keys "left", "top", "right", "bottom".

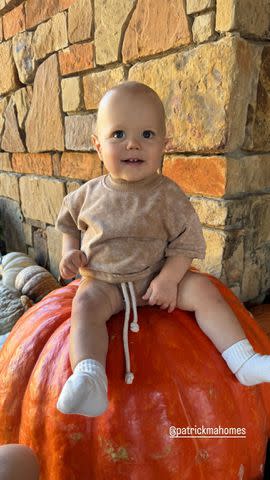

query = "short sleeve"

[
  {"left": 55, "top": 191, "right": 88, "bottom": 240},
  {"left": 164, "top": 183, "right": 206, "bottom": 260}
]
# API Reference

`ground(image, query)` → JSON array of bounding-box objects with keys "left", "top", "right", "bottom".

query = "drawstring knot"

[{"left": 120, "top": 281, "right": 139, "bottom": 384}]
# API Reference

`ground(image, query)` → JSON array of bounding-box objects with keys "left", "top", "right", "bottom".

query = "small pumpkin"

[
  {"left": 15, "top": 265, "right": 60, "bottom": 302},
  {"left": 1, "top": 252, "right": 36, "bottom": 290},
  {"left": 0, "top": 274, "right": 270, "bottom": 479},
  {"left": 0, "top": 283, "right": 33, "bottom": 335}
]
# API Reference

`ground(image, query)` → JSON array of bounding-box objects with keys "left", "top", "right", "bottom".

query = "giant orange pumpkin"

[{"left": 0, "top": 273, "right": 270, "bottom": 479}]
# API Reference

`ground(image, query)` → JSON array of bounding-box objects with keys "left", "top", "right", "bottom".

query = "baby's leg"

[
  {"left": 176, "top": 271, "right": 245, "bottom": 351},
  {"left": 69, "top": 277, "right": 123, "bottom": 370},
  {"left": 176, "top": 271, "right": 270, "bottom": 386},
  {"left": 57, "top": 277, "right": 123, "bottom": 416}
]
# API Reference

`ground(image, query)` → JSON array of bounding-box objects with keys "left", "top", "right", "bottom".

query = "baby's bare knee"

[
  {"left": 193, "top": 275, "right": 223, "bottom": 306},
  {"left": 181, "top": 273, "right": 219, "bottom": 303},
  {"left": 177, "top": 272, "right": 220, "bottom": 311},
  {"left": 73, "top": 288, "right": 99, "bottom": 310},
  {"left": 72, "top": 279, "right": 122, "bottom": 320},
  {"left": 71, "top": 291, "right": 110, "bottom": 327}
]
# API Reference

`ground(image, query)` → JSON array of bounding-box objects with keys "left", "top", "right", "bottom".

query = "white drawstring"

[
  {"left": 121, "top": 281, "right": 140, "bottom": 384},
  {"left": 128, "top": 281, "right": 140, "bottom": 333}
]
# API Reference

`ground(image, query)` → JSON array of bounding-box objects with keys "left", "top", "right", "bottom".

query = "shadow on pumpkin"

[{"left": 264, "top": 440, "right": 270, "bottom": 479}]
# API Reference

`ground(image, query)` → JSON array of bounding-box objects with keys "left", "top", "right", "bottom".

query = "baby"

[{"left": 56, "top": 81, "right": 270, "bottom": 417}]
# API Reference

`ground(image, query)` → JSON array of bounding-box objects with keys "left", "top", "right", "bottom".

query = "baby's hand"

[
  {"left": 59, "top": 249, "right": 88, "bottom": 279},
  {"left": 142, "top": 274, "right": 178, "bottom": 313}
]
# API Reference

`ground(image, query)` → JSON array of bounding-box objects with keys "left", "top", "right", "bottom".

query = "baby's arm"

[
  {"left": 158, "top": 255, "right": 192, "bottom": 284},
  {"left": 142, "top": 255, "right": 192, "bottom": 312},
  {"left": 59, "top": 233, "right": 87, "bottom": 279}
]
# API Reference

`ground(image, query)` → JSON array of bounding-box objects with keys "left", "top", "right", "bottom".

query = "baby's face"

[{"left": 92, "top": 90, "right": 166, "bottom": 181}]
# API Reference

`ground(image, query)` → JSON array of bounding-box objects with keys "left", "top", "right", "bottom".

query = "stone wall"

[{"left": 0, "top": 0, "right": 269, "bottom": 302}]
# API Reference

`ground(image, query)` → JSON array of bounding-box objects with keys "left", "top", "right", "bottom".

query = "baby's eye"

[
  {"left": 112, "top": 130, "right": 125, "bottom": 139},
  {"left": 142, "top": 130, "right": 155, "bottom": 139}
]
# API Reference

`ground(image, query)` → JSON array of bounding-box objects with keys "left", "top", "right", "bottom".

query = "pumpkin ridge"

[
  {"left": 19, "top": 322, "right": 71, "bottom": 478},
  {"left": 20, "top": 320, "right": 91, "bottom": 479},
  {"left": 154, "top": 312, "right": 244, "bottom": 478},
  {"left": 0, "top": 296, "right": 72, "bottom": 443}
]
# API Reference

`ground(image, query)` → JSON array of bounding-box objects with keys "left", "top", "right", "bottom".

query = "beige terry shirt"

[{"left": 55, "top": 172, "right": 206, "bottom": 284}]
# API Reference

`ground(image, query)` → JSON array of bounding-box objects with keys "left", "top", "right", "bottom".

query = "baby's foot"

[
  {"left": 222, "top": 339, "right": 270, "bottom": 386},
  {"left": 57, "top": 359, "right": 108, "bottom": 417},
  {"left": 235, "top": 353, "right": 270, "bottom": 386}
]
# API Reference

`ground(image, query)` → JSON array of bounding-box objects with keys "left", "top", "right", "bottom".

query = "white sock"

[
  {"left": 57, "top": 359, "right": 108, "bottom": 416},
  {"left": 222, "top": 339, "right": 270, "bottom": 386}
]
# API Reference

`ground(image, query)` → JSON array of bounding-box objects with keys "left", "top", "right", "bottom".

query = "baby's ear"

[
  {"left": 91, "top": 134, "right": 99, "bottom": 150},
  {"left": 91, "top": 134, "right": 102, "bottom": 158}
]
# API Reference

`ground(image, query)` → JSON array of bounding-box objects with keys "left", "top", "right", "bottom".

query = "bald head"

[{"left": 96, "top": 81, "right": 166, "bottom": 137}]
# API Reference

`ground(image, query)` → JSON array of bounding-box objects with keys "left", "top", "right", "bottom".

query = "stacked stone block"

[{"left": 0, "top": 0, "right": 269, "bottom": 301}]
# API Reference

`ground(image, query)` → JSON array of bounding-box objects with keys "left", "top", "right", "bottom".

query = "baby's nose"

[{"left": 126, "top": 136, "right": 141, "bottom": 149}]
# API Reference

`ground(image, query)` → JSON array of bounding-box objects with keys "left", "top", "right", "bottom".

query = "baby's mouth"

[{"left": 121, "top": 158, "right": 144, "bottom": 164}]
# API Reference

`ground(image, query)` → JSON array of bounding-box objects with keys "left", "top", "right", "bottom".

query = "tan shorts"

[
  {"left": 76, "top": 267, "right": 202, "bottom": 321},
  {"left": 115, "top": 269, "right": 160, "bottom": 308},
  {"left": 78, "top": 269, "right": 160, "bottom": 318}
]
